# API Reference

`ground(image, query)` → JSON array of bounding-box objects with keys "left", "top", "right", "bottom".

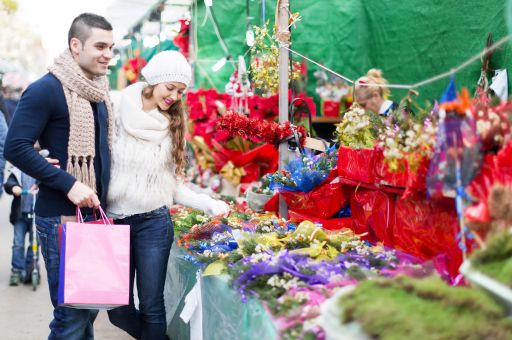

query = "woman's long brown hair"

[{"left": 142, "top": 85, "right": 186, "bottom": 177}]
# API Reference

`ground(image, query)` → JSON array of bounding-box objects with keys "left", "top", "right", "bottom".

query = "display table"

[{"left": 164, "top": 243, "right": 277, "bottom": 340}]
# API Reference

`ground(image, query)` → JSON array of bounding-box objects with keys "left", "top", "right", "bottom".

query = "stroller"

[{"left": 27, "top": 191, "right": 41, "bottom": 291}]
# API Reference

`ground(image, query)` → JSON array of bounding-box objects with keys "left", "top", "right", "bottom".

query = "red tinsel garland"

[{"left": 216, "top": 112, "right": 307, "bottom": 146}]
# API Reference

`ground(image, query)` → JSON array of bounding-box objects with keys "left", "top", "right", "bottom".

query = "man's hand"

[
  {"left": 39, "top": 149, "right": 60, "bottom": 168},
  {"left": 67, "top": 181, "right": 100, "bottom": 208},
  {"left": 45, "top": 157, "right": 60, "bottom": 168}
]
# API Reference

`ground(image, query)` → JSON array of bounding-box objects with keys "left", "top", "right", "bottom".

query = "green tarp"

[{"left": 194, "top": 0, "right": 512, "bottom": 105}]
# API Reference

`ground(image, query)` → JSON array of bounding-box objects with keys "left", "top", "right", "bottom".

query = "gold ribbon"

[
  {"left": 191, "top": 136, "right": 215, "bottom": 170},
  {"left": 220, "top": 161, "right": 246, "bottom": 186}
]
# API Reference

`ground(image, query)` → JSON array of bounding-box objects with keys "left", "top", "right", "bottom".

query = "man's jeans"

[
  {"left": 108, "top": 206, "right": 174, "bottom": 340},
  {"left": 12, "top": 213, "right": 34, "bottom": 276},
  {"left": 36, "top": 214, "right": 98, "bottom": 340}
]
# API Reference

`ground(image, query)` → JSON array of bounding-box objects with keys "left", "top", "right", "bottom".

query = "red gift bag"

[
  {"left": 280, "top": 171, "right": 349, "bottom": 219},
  {"left": 337, "top": 146, "right": 376, "bottom": 184},
  {"left": 373, "top": 148, "right": 407, "bottom": 187},
  {"left": 373, "top": 148, "right": 428, "bottom": 196},
  {"left": 393, "top": 195, "right": 463, "bottom": 278},
  {"left": 349, "top": 189, "right": 395, "bottom": 246}
]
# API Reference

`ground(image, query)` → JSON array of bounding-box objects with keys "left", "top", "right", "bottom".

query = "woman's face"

[
  {"left": 152, "top": 81, "right": 187, "bottom": 111},
  {"left": 356, "top": 90, "right": 383, "bottom": 114}
]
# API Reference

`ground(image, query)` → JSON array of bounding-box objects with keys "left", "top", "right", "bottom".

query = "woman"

[
  {"left": 354, "top": 68, "right": 397, "bottom": 117},
  {"left": 106, "top": 50, "right": 229, "bottom": 340}
]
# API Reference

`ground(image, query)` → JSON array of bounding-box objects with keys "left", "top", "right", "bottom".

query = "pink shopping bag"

[{"left": 58, "top": 207, "right": 130, "bottom": 309}]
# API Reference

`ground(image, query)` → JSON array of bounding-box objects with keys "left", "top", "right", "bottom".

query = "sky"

[{"left": 16, "top": 0, "right": 114, "bottom": 62}]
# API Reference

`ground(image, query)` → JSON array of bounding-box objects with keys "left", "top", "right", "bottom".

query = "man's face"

[{"left": 70, "top": 28, "right": 114, "bottom": 79}]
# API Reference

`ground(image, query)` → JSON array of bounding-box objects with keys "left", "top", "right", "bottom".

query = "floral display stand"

[{"left": 164, "top": 244, "right": 277, "bottom": 339}]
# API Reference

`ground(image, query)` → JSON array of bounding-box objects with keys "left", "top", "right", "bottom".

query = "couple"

[{"left": 4, "top": 13, "right": 228, "bottom": 340}]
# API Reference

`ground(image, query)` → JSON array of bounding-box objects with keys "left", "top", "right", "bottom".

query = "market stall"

[{"left": 104, "top": 1, "right": 512, "bottom": 339}]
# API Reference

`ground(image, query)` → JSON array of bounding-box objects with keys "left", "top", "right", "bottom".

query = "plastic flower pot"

[{"left": 246, "top": 190, "right": 274, "bottom": 212}]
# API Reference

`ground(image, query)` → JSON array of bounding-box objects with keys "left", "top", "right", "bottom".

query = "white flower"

[{"left": 476, "top": 120, "right": 491, "bottom": 135}]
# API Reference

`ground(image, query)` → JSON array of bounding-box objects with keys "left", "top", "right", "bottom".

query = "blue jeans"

[
  {"left": 108, "top": 206, "right": 174, "bottom": 340},
  {"left": 12, "top": 213, "right": 34, "bottom": 276},
  {"left": 36, "top": 214, "right": 99, "bottom": 340}
]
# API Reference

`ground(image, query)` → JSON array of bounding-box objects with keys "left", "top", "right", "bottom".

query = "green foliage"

[
  {"left": 340, "top": 276, "right": 512, "bottom": 339},
  {"left": 471, "top": 231, "right": 512, "bottom": 287}
]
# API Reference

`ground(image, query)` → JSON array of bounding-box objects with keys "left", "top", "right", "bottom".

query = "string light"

[
  {"left": 246, "top": 26, "right": 255, "bottom": 47},
  {"left": 283, "top": 34, "right": 512, "bottom": 91},
  {"left": 212, "top": 56, "right": 227, "bottom": 72}
]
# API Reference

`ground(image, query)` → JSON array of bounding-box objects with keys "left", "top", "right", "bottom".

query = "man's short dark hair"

[{"left": 68, "top": 13, "right": 113, "bottom": 48}]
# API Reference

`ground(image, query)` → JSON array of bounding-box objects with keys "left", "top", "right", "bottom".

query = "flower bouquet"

[
  {"left": 374, "top": 103, "right": 437, "bottom": 195},
  {"left": 268, "top": 146, "right": 348, "bottom": 219},
  {"left": 426, "top": 89, "right": 482, "bottom": 199},
  {"left": 335, "top": 104, "right": 383, "bottom": 184},
  {"left": 227, "top": 237, "right": 421, "bottom": 338},
  {"left": 170, "top": 206, "right": 211, "bottom": 238}
]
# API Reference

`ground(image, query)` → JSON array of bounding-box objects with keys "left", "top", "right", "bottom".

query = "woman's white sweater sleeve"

[
  {"left": 173, "top": 180, "right": 229, "bottom": 215},
  {"left": 174, "top": 181, "right": 210, "bottom": 210}
]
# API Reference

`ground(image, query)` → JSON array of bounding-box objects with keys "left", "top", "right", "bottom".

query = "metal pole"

[{"left": 277, "top": 0, "right": 290, "bottom": 219}]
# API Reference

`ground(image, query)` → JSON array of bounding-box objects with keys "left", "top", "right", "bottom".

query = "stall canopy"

[
  {"left": 193, "top": 0, "right": 512, "bottom": 103},
  {"left": 106, "top": 0, "right": 192, "bottom": 42}
]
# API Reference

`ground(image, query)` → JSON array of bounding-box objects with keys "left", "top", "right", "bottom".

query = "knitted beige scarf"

[{"left": 48, "top": 50, "right": 113, "bottom": 191}]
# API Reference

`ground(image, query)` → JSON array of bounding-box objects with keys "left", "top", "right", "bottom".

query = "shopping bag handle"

[
  {"left": 75, "top": 206, "right": 112, "bottom": 225},
  {"left": 76, "top": 207, "right": 85, "bottom": 223},
  {"left": 96, "top": 206, "right": 112, "bottom": 225}
]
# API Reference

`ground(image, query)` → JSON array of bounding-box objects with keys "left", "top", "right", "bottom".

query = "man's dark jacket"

[{"left": 4, "top": 73, "right": 111, "bottom": 217}]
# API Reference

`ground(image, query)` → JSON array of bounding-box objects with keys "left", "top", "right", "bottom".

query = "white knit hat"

[{"left": 141, "top": 50, "right": 192, "bottom": 87}]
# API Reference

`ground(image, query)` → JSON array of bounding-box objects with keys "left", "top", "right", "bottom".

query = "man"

[{"left": 4, "top": 13, "right": 114, "bottom": 339}]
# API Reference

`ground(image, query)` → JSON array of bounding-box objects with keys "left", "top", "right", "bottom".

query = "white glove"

[
  {"left": 174, "top": 183, "right": 230, "bottom": 216},
  {"left": 204, "top": 199, "right": 230, "bottom": 216}
]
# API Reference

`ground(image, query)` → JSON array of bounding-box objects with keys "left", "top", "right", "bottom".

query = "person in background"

[
  {"left": 4, "top": 13, "right": 114, "bottom": 339},
  {"left": 106, "top": 50, "right": 229, "bottom": 340},
  {"left": 0, "top": 113, "right": 7, "bottom": 194},
  {"left": 4, "top": 164, "right": 37, "bottom": 286},
  {"left": 354, "top": 68, "right": 398, "bottom": 117},
  {"left": 1, "top": 72, "right": 29, "bottom": 126}
]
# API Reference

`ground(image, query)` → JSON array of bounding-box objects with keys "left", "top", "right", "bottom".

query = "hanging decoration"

[
  {"left": 225, "top": 56, "right": 254, "bottom": 115},
  {"left": 250, "top": 20, "right": 302, "bottom": 95},
  {"left": 173, "top": 18, "right": 190, "bottom": 58}
]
